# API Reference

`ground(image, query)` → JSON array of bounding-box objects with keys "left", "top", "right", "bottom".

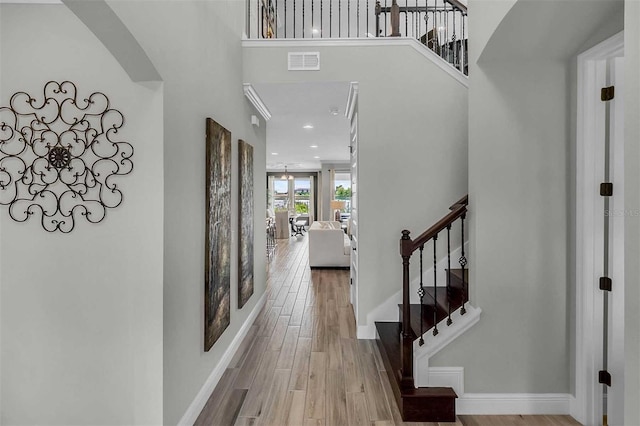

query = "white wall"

[
  {"left": 0, "top": 4, "right": 163, "bottom": 425},
  {"left": 106, "top": 1, "right": 268, "bottom": 424},
  {"left": 429, "top": 0, "right": 624, "bottom": 395},
  {"left": 243, "top": 41, "right": 468, "bottom": 327}
]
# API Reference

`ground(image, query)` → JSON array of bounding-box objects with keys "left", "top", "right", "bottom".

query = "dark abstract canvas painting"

[
  {"left": 238, "top": 140, "right": 254, "bottom": 309},
  {"left": 204, "top": 118, "right": 231, "bottom": 351}
]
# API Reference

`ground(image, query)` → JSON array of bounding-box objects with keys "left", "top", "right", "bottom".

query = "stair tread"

[
  {"left": 397, "top": 301, "right": 447, "bottom": 341},
  {"left": 375, "top": 321, "right": 402, "bottom": 374},
  {"left": 425, "top": 286, "right": 465, "bottom": 315},
  {"left": 447, "top": 268, "right": 468, "bottom": 284},
  {"left": 402, "top": 387, "right": 457, "bottom": 397},
  {"left": 396, "top": 285, "right": 466, "bottom": 342}
]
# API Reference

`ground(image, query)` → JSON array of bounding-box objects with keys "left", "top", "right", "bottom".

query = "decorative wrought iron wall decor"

[{"left": 0, "top": 81, "right": 133, "bottom": 233}]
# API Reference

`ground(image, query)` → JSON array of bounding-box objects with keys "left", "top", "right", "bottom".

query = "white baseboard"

[
  {"left": 569, "top": 396, "right": 583, "bottom": 424},
  {"left": 177, "top": 292, "right": 267, "bottom": 426},
  {"left": 457, "top": 393, "right": 572, "bottom": 415},
  {"left": 424, "top": 367, "right": 465, "bottom": 395},
  {"left": 357, "top": 324, "right": 377, "bottom": 339}
]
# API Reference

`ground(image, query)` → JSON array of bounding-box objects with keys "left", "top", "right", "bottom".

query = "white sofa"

[{"left": 308, "top": 221, "right": 351, "bottom": 268}]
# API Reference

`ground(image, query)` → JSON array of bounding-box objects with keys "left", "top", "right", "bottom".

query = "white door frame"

[
  {"left": 346, "top": 82, "right": 359, "bottom": 319},
  {"left": 575, "top": 31, "right": 624, "bottom": 426}
]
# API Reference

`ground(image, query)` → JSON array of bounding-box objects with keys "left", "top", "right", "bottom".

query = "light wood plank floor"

[{"left": 195, "top": 236, "right": 581, "bottom": 426}]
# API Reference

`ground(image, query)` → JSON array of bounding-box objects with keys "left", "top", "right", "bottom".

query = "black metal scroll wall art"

[{"left": 0, "top": 81, "right": 133, "bottom": 233}]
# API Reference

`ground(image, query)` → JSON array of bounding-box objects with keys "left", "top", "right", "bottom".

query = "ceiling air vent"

[{"left": 288, "top": 52, "right": 320, "bottom": 71}]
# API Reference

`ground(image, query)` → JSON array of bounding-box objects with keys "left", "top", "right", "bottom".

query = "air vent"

[{"left": 288, "top": 52, "right": 320, "bottom": 71}]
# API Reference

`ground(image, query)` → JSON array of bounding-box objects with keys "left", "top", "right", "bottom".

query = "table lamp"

[{"left": 330, "top": 200, "right": 346, "bottom": 221}]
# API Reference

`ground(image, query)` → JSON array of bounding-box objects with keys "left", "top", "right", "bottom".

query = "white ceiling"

[{"left": 253, "top": 82, "right": 351, "bottom": 171}]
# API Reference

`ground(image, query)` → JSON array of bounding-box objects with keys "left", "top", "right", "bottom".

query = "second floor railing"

[{"left": 246, "top": 0, "right": 468, "bottom": 75}]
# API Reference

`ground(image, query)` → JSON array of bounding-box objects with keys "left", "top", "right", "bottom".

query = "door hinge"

[
  {"left": 350, "top": 278, "right": 353, "bottom": 286},
  {"left": 599, "top": 370, "right": 612, "bottom": 386},
  {"left": 599, "top": 277, "right": 612, "bottom": 291},
  {"left": 601, "top": 86, "right": 615, "bottom": 101},
  {"left": 600, "top": 183, "right": 613, "bottom": 196}
]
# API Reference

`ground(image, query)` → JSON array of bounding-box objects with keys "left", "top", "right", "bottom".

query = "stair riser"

[
  {"left": 375, "top": 322, "right": 457, "bottom": 423},
  {"left": 401, "top": 397, "right": 456, "bottom": 422}
]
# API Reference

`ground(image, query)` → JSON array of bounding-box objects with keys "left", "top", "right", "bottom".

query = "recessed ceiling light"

[
  {"left": 310, "top": 145, "right": 318, "bottom": 148},
  {"left": 303, "top": 124, "right": 314, "bottom": 129},
  {"left": 271, "top": 152, "right": 279, "bottom": 155},
  {"left": 312, "top": 28, "right": 320, "bottom": 34},
  {"left": 314, "top": 156, "right": 320, "bottom": 159},
  {"left": 329, "top": 107, "right": 340, "bottom": 116}
]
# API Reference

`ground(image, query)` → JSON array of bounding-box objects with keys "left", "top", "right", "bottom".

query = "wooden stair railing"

[{"left": 375, "top": 194, "right": 468, "bottom": 422}]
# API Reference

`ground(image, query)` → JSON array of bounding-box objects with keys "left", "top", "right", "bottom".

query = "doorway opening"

[{"left": 252, "top": 81, "right": 358, "bottom": 315}]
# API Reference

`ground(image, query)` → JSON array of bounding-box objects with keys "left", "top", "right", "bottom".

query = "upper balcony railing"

[{"left": 246, "top": 0, "right": 468, "bottom": 75}]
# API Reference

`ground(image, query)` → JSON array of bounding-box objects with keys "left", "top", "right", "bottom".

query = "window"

[
  {"left": 268, "top": 173, "right": 317, "bottom": 221},
  {"left": 273, "top": 178, "right": 289, "bottom": 210},
  {"left": 334, "top": 172, "right": 351, "bottom": 214},
  {"left": 294, "top": 178, "right": 311, "bottom": 214}
]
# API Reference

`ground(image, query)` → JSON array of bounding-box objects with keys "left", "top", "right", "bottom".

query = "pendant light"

[{"left": 281, "top": 165, "right": 294, "bottom": 180}]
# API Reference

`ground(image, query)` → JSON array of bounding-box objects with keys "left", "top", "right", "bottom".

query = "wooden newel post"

[
  {"left": 390, "top": 0, "right": 401, "bottom": 37},
  {"left": 400, "top": 230, "right": 414, "bottom": 388}
]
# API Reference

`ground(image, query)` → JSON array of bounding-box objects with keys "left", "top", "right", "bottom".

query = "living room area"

[
  {"left": 267, "top": 170, "right": 352, "bottom": 267},
  {"left": 257, "top": 81, "right": 356, "bottom": 270}
]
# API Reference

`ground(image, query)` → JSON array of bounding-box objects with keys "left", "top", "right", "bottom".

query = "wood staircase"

[{"left": 375, "top": 196, "right": 468, "bottom": 422}]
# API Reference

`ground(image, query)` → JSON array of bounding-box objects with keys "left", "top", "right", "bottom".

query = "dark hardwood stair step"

[
  {"left": 425, "top": 286, "right": 466, "bottom": 318},
  {"left": 398, "top": 291, "right": 458, "bottom": 340},
  {"left": 375, "top": 321, "right": 457, "bottom": 422},
  {"left": 448, "top": 268, "right": 468, "bottom": 289}
]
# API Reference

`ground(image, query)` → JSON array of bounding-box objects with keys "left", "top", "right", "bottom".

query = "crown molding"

[
  {"left": 243, "top": 83, "right": 272, "bottom": 121},
  {"left": 345, "top": 82, "right": 359, "bottom": 119}
]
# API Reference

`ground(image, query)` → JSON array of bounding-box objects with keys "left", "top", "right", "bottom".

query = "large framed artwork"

[
  {"left": 238, "top": 140, "right": 254, "bottom": 309},
  {"left": 204, "top": 118, "right": 231, "bottom": 351}
]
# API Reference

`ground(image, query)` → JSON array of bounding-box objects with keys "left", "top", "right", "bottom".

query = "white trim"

[
  {"left": 345, "top": 82, "right": 359, "bottom": 119},
  {"left": 414, "top": 304, "right": 481, "bottom": 385},
  {"left": 578, "top": 31, "right": 624, "bottom": 61},
  {"left": 569, "top": 395, "right": 579, "bottom": 420},
  {"left": 357, "top": 324, "right": 376, "bottom": 339},
  {"left": 241, "top": 38, "right": 468, "bottom": 88},
  {"left": 575, "top": 31, "right": 624, "bottom": 426},
  {"left": 426, "top": 367, "right": 465, "bottom": 396},
  {"left": 243, "top": 83, "right": 272, "bottom": 121},
  {"left": 607, "top": 56, "right": 626, "bottom": 425},
  {"left": 177, "top": 292, "right": 268, "bottom": 426},
  {"left": 457, "top": 393, "right": 572, "bottom": 415}
]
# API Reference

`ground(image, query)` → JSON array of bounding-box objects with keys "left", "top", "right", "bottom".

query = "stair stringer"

[{"left": 413, "top": 304, "right": 482, "bottom": 387}]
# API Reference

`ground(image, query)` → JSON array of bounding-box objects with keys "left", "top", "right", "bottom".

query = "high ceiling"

[{"left": 252, "top": 82, "right": 351, "bottom": 171}]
